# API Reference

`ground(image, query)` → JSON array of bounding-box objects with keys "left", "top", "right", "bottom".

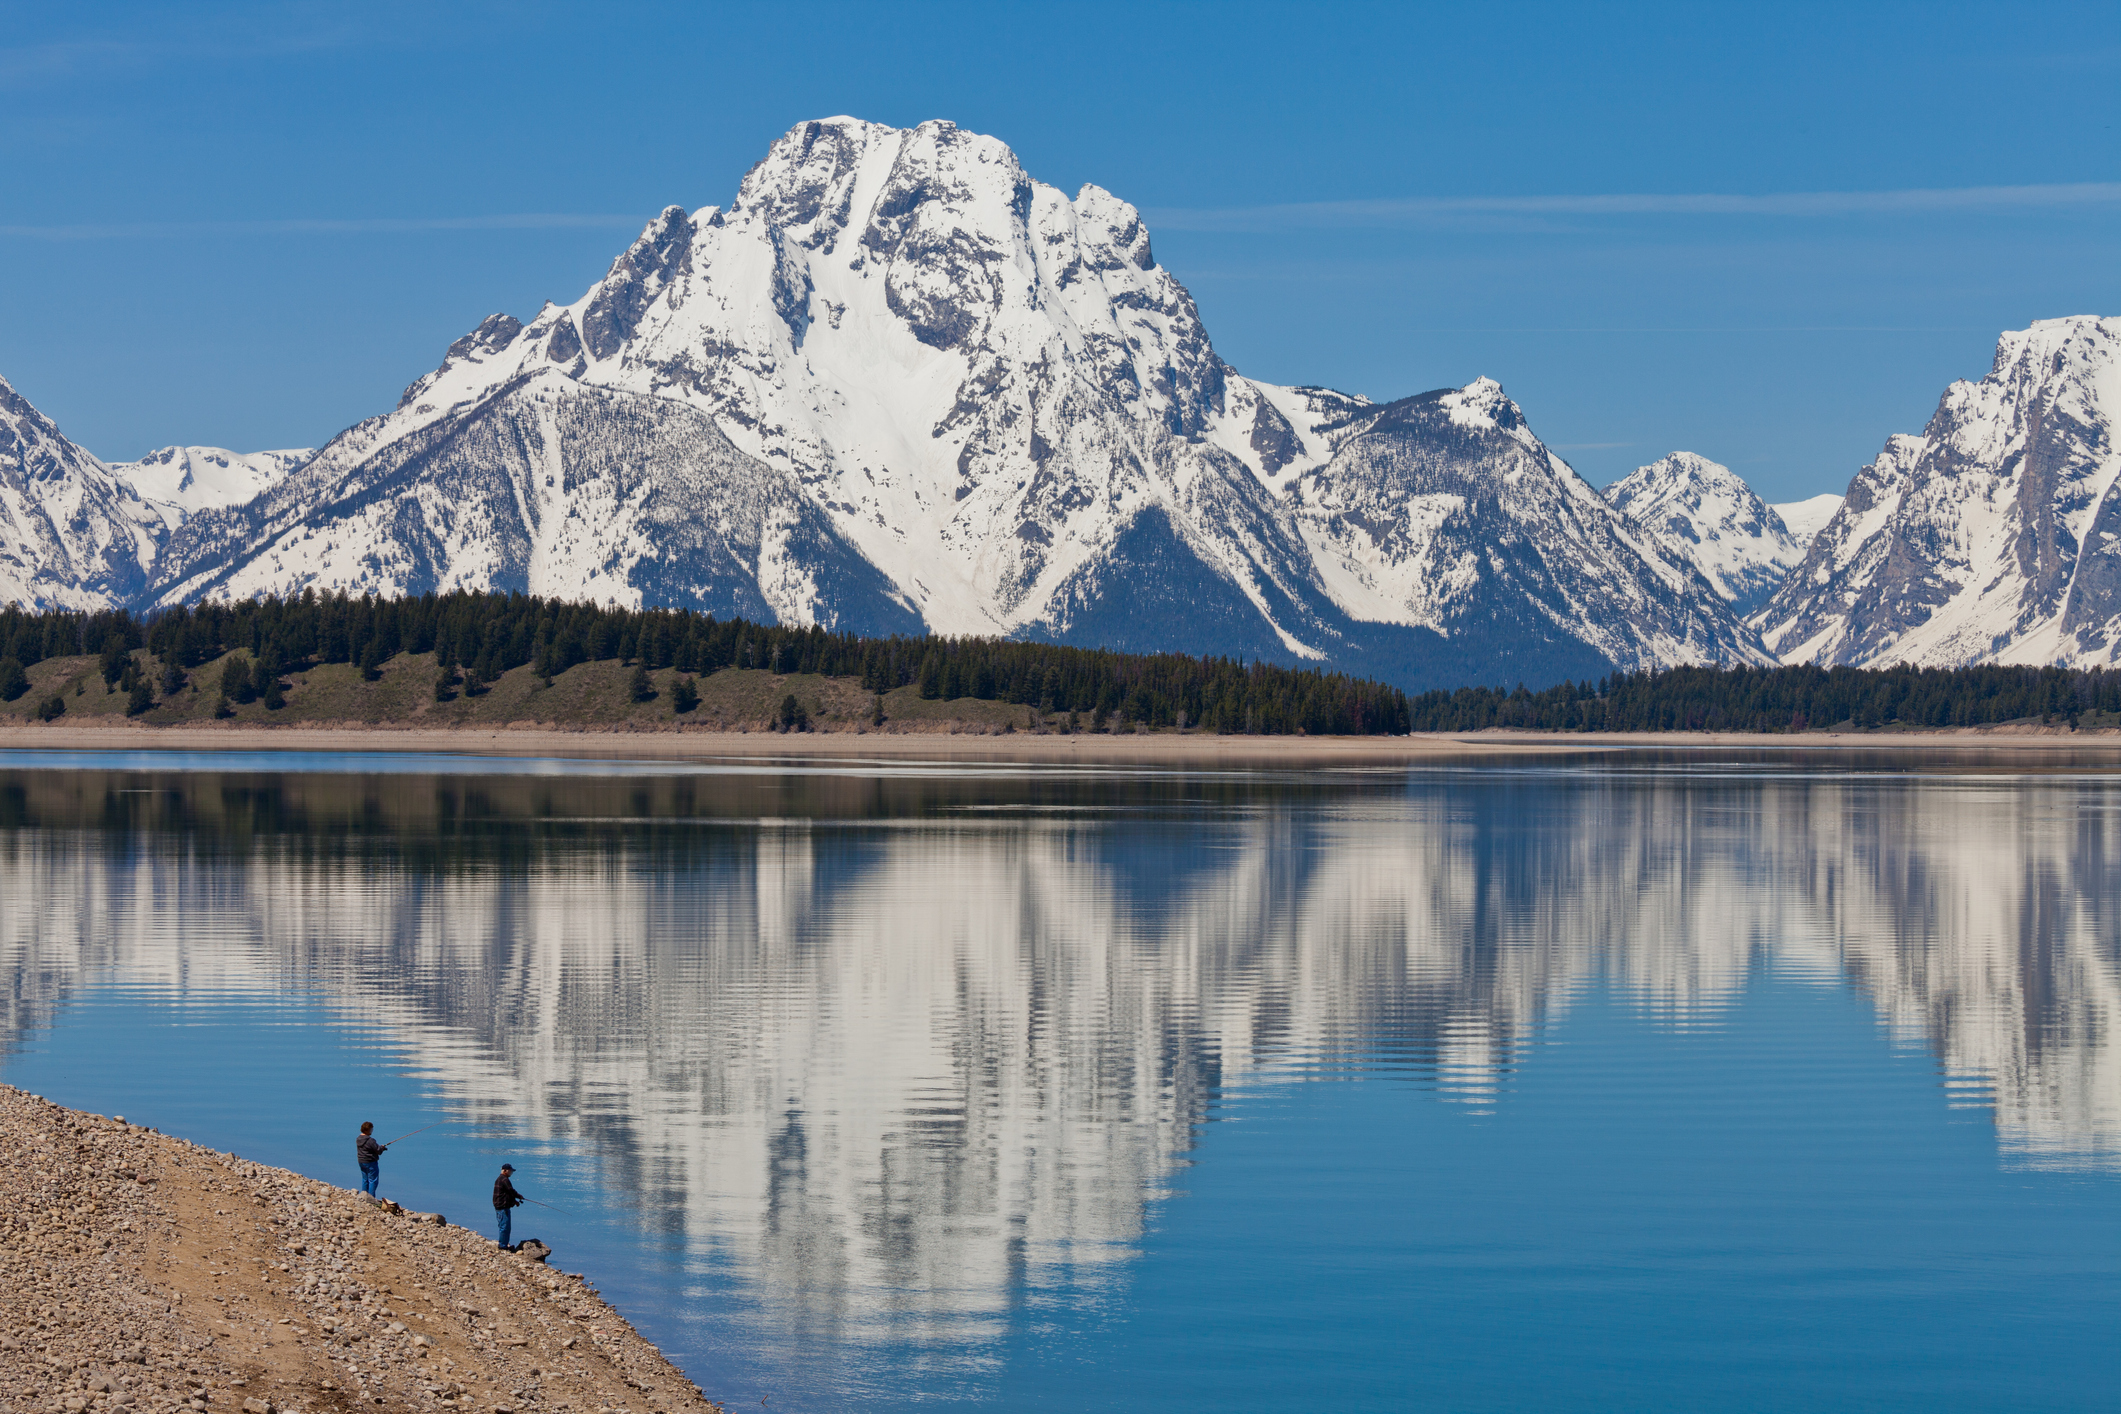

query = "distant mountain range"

[{"left": 1, "top": 117, "right": 2113, "bottom": 687}]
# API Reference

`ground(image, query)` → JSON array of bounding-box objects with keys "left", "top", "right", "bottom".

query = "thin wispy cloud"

[
  {"left": 0, "top": 214, "right": 651, "bottom": 240},
  {"left": 1147, "top": 182, "right": 2121, "bottom": 232},
  {"left": 0, "top": 21, "right": 361, "bottom": 88}
]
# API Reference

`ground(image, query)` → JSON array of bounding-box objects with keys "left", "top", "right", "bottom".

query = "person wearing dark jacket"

[
  {"left": 494, "top": 1163, "right": 524, "bottom": 1249},
  {"left": 356, "top": 1122, "right": 387, "bottom": 1196}
]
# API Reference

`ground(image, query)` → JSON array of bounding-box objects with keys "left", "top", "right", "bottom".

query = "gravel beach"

[{"left": 0, "top": 1084, "right": 722, "bottom": 1414}]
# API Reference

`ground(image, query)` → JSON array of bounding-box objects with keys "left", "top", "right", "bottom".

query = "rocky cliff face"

[
  {"left": 0, "top": 373, "right": 162, "bottom": 610},
  {"left": 1606, "top": 451, "right": 1808, "bottom": 617},
  {"left": 1759, "top": 317, "right": 2121, "bottom": 667},
  {"left": 31, "top": 117, "right": 1768, "bottom": 686}
]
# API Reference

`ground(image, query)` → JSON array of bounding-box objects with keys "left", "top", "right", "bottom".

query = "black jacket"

[
  {"left": 357, "top": 1135, "right": 383, "bottom": 1164},
  {"left": 494, "top": 1175, "right": 523, "bottom": 1210}
]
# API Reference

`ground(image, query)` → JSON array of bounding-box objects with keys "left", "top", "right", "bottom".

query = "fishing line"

[{"left": 378, "top": 1122, "right": 445, "bottom": 1147}]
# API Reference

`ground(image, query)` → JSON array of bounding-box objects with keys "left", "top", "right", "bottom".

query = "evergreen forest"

[
  {"left": 0, "top": 592, "right": 1411, "bottom": 736},
  {"left": 0, "top": 593, "right": 2114, "bottom": 735},
  {"left": 1405, "top": 662, "right": 2121, "bottom": 732}
]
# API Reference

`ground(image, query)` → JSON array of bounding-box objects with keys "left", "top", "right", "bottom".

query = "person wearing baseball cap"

[{"left": 493, "top": 1163, "right": 525, "bottom": 1250}]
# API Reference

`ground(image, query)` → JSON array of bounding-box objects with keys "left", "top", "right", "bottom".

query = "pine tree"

[{"left": 0, "top": 657, "right": 26, "bottom": 702}]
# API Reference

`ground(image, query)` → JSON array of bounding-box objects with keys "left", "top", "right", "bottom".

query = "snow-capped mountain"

[
  {"left": 1604, "top": 451, "right": 1808, "bottom": 616},
  {"left": 1770, "top": 494, "right": 1842, "bottom": 547},
  {"left": 0, "top": 373, "right": 163, "bottom": 610},
  {"left": 142, "top": 117, "right": 1764, "bottom": 687},
  {"left": 1759, "top": 317, "right": 2121, "bottom": 667},
  {"left": 110, "top": 445, "right": 311, "bottom": 532},
  {"left": 1294, "top": 391, "right": 1770, "bottom": 682}
]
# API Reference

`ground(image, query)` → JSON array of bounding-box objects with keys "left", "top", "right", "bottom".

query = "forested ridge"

[
  {"left": 1408, "top": 663, "right": 2121, "bottom": 732},
  {"left": 3, "top": 594, "right": 2114, "bottom": 736},
  {"left": 0, "top": 592, "right": 1411, "bottom": 736}
]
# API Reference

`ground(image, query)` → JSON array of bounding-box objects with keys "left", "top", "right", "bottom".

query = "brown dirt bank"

[
  {"left": 0, "top": 1084, "right": 720, "bottom": 1414},
  {"left": 1, "top": 719, "right": 2120, "bottom": 768}
]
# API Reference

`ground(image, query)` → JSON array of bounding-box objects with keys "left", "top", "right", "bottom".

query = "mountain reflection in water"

[{"left": 2, "top": 760, "right": 2119, "bottom": 1376}]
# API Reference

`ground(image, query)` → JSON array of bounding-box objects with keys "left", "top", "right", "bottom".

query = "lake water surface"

[{"left": 3, "top": 750, "right": 2119, "bottom": 1412}]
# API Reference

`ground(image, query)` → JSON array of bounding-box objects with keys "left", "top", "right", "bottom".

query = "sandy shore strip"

[
  {"left": 0, "top": 720, "right": 2119, "bottom": 766},
  {"left": 0, "top": 1083, "right": 721, "bottom": 1414}
]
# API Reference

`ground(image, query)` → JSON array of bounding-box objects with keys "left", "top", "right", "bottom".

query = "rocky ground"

[{"left": 0, "top": 1084, "right": 722, "bottom": 1414}]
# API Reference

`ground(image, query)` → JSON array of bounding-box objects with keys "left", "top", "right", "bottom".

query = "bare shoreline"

[
  {"left": 0, "top": 1082, "right": 722, "bottom": 1414},
  {"left": 1, "top": 719, "right": 2119, "bottom": 766}
]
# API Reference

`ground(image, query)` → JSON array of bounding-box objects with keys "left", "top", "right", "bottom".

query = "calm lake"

[{"left": 3, "top": 749, "right": 2119, "bottom": 1412}]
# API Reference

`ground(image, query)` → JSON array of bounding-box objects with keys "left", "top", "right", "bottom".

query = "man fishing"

[
  {"left": 356, "top": 1121, "right": 387, "bottom": 1196},
  {"left": 494, "top": 1163, "right": 525, "bottom": 1250}
]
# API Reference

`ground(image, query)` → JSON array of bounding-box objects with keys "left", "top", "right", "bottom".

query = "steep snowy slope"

[
  {"left": 111, "top": 445, "right": 311, "bottom": 531},
  {"left": 0, "top": 373, "right": 162, "bottom": 610},
  {"left": 152, "top": 368, "right": 921, "bottom": 630},
  {"left": 1297, "top": 389, "right": 1772, "bottom": 684},
  {"left": 146, "top": 117, "right": 1764, "bottom": 683},
  {"left": 1605, "top": 451, "right": 1807, "bottom": 616},
  {"left": 1759, "top": 317, "right": 2121, "bottom": 667},
  {"left": 1771, "top": 493, "right": 1842, "bottom": 547}
]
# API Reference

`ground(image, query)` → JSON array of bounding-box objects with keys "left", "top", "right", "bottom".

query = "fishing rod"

[
  {"left": 378, "top": 1122, "right": 445, "bottom": 1148},
  {"left": 520, "top": 1197, "right": 571, "bottom": 1215}
]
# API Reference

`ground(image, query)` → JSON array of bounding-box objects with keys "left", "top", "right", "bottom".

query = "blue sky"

[{"left": 2, "top": 1, "right": 2117, "bottom": 501}]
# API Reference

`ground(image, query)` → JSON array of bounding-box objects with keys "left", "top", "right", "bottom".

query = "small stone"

[{"left": 240, "top": 1398, "right": 273, "bottom": 1414}]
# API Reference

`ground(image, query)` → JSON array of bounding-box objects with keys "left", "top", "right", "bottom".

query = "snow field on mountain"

[
  {"left": 1771, "top": 494, "right": 1843, "bottom": 546},
  {"left": 111, "top": 445, "right": 312, "bottom": 532}
]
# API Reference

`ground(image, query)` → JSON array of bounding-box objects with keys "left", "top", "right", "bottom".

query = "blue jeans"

[
  {"left": 496, "top": 1207, "right": 512, "bottom": 1248},
  {"left": 359, "top": 1161, "right": 380, "bottom": 1196}
]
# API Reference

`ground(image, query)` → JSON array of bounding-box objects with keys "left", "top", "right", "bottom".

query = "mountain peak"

[
  {"left": 1606, "top": 451, "right": 1804, "bottom": 617},
  {"left": 1761, "top": 316, "right": 2121, "bottom": 667}
]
